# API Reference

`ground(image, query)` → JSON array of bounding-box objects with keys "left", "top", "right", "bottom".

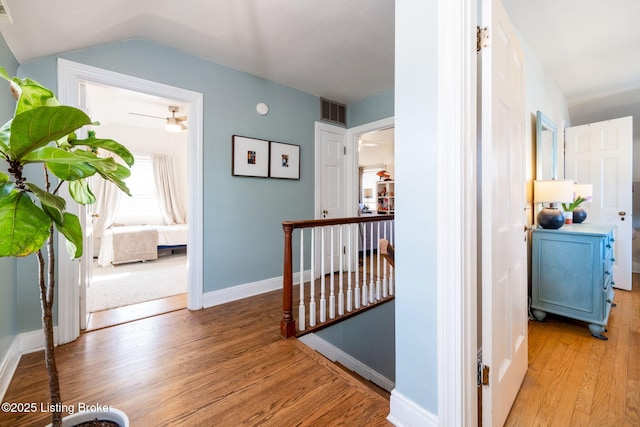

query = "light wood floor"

[
  {"left": 4, "top": 275, "right": 639, "bottom": 426},
  {"left": 0, "top": 289, "right": 392, "bottom": 427},
  {"left": 506, "top": 274, "right": 640, "bottom": 426}
]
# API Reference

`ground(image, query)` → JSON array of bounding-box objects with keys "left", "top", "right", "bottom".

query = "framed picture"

[
  {"left": 269, "top": 141, "right": 300, "bottom": 179},
  {"left": 232, "top": 135, "right": 269, "bottom": 177}
]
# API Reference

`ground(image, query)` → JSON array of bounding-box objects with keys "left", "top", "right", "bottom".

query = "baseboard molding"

[
  {"left": 388, "top": 389, "right": 438, "bottom": 427},
  {"left": 202, "top": 271, "right": 310, "bottom": 309},
  {"left": 298, "top": 333, "right": 395, "bottom": 392},
  {"left": 0, "top": 327, "right": 55, "bottom": 402}
]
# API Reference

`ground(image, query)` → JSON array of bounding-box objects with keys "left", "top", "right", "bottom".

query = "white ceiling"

[
  {"left": 502, "top": 0, "right": 640, "bottom": 137},
  {"left": 1, "top": 0, "right": 639, "bottom": 136}
]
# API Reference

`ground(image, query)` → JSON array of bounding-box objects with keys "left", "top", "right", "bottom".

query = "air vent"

[
  {"left": 321, "top": 98, "right": 346, "bottom": 125},
  {"left": 0, "top": 0, "right": 13, "bottom": 24}
]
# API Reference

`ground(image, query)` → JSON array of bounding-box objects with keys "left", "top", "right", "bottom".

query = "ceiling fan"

[{"left": 129, "top": 105, "right": 187, "bottom": 132}]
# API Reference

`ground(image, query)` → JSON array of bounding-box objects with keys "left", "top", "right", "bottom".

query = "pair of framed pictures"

[{"left": 232, "top": 135, "right": 300, "bottom": 179}]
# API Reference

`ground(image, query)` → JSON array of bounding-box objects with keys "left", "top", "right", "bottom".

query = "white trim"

[
  {"left": 56, "top": 59, "right": 204, "bottom": 344},
  {"left": 436, "top": 0, "right": 477, "bottom": 426},
  {"left": 0, "top": 328, "right": 58, "bottom": 401},
  {"left": 298, "top": 332, "right": 395, "bottom": 392},
  {"left": 388, "top": 390, "right": 438, "bottom": 427},
  {"left": 202, "top": 271, "right": 311, "bottom": 308},
  {"left": 346, "top": 116, "right": 395, "bottom": 218}
]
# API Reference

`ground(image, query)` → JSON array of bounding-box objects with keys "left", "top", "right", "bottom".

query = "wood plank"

[
  {"left": 506, "top": 274, "right": 640, "bottom": 426},
  {"left": 0, "top": 289, "right": 391, "bottom": 426}
]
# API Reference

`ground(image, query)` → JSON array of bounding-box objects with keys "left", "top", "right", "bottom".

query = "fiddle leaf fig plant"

[{"left": 0, "top": 67, "right": 134, "bottom": 426}]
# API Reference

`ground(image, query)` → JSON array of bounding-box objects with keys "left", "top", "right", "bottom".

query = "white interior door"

[
  {"left": 315, "top": 122, "right": 347, "bottom": 271},
  {"left": 479, "top": 0, "right": 528, "bottom": 425},
  {"left": 565, "top": 117, "right": 633, "bottom": 290}
]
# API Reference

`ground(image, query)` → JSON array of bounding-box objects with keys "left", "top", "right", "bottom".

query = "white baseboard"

[
  {"left": 0, "top": 327, "right": 55, "bottom": 402},
  {"left": 388, "top": 389, "right": 438, "bottom": 427},
  {"left": 298, "top": 333, "right": 395, "bottom": 392},
  {"left": 202, "top": 271, "right": 310, "bottom": 309}
]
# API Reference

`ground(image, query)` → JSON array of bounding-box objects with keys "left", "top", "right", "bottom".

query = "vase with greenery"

[{"left": 0, "top": 68, "right": 134, "bottom": 426}]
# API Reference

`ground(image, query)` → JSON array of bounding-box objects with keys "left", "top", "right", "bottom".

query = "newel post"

[{"left": 281, "top": 222, "right": 296, "bottom": 338}]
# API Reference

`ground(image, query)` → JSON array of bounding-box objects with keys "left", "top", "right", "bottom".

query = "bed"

[{"left": 97, "top": 224, "right": 188, "bottom": 266}]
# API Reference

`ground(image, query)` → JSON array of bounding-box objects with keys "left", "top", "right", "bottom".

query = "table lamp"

[{"left": 533, "top": 180, "right": 575, "bottom": 229}]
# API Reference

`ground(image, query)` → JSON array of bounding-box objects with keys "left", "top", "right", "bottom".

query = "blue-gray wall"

[
  {"left": 315, "top": 300, "right": 395, "bottom": 381},
  {"left": 349, "top": 89, "right": 394, "bottom": 128},
  {"left": 0, "top": 33, "right": 19, "bottom": 363},
  {"left": 14, "top": 39, "right": 393, "bottom": 332}
]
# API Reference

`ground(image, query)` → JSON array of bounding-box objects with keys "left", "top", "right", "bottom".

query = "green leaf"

[
  {"left": 69, "top": 179, "right": 96, "bottom": 205},
  {"left": 22, "top": 147, "right": 112, "bottom": 181},
  {"left": 0, "top": 192, "right": 51, "bottom": 257},
  {"left": 97, "top": 164, "right": 132, "bottom": 196},
  {"left": 0, "top": 119, "right": 10, "bottom": 155},
  {"left": 9, "top": 106, "right": 91, "bottom": 160},
  {"left": 0, "top": 172, "right": 12, "bottom": 197},
  {"left": 70, "top": 138, "right": 135, "bottom": 167},
  {"left": 25, "top": 182, "right": 67, "bottom": 212},
  {"left": 42, "top": 203, "right": 64, "bottom": 226},
  {"left": 0, "top": 67, "right": 9, "bottom": 81},
  {"left": 56, "top": 212, "right": 83, "bottom": 259}
]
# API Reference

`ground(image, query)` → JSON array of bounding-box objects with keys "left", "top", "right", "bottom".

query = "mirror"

[{"left": 536, "top": 110, "right": 558, "bottom": 180}]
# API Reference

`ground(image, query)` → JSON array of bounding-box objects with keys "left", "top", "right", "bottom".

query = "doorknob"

[
  {"left": 322, "top": 209, "right": 328, "bottom": 218},
  {"left": 619, "top": 211, "right": 626, "bottom": 221},
  {"left": 91, "top": 213, "right": 100, "bottom": 218}
]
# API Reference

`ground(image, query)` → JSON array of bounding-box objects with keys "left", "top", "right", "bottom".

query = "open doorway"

[
  {"left": 358, "top": 127, "right": 395, "bottom": 215},
  {"left": 56, "top": 59, "right": 203, "bottom": 344},
  {"left": 83, "top": 83, "right": 189, "bottom": 329}
]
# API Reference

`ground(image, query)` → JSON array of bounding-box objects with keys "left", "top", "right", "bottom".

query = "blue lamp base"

[
  {"left": 537, "top": 207, "right": 565, "bottom": 229},
  {"left": 572, "top": 207, "right": 587, "bottom": 224}
]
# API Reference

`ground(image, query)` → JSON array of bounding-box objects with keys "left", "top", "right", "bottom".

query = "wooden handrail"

[{"left": 281, "top": 215, "right": 394, "bottom": 338}]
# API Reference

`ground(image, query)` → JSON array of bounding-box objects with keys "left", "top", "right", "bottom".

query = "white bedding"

[{"left": 98, "top": 224, "right": 188, "bottom": 266}]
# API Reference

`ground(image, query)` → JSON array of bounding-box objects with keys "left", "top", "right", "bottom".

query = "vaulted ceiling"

[{"left": 1, "top": 0, "right": 639, "bottom": 136}]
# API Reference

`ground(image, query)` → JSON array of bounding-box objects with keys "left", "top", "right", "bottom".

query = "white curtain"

[
  {"left": 92, "top": 176, "right": 122, "bottom": 239},
  {"left": 152, "top": 154, "right": 187, "bottom": 224}
]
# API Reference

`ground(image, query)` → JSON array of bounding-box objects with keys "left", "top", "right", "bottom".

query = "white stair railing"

[{"left": 281, "top": 215, "right": 395, "bottom": 337}]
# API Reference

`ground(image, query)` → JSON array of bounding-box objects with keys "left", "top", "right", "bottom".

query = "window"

[
  {"left": 360, "top": 166, "right": 382, "bottom": 211},
  {"left": 114, "top": 153, "right": 164, "bottom": 225}
]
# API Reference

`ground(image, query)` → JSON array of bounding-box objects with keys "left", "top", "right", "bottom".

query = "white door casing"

[
  {"left": 565, "top": 117, "right": 633, "bottom": 290},
  {"left": 479, "top": 0, "right": 528, "bottom": 425},
  {"left": 57, "top": 59, "right": 204, "bottom": 344}
]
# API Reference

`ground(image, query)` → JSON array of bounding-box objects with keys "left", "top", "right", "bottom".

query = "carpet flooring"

[{"left": 89, "top": 253, "right": 187, "bottom": 312}]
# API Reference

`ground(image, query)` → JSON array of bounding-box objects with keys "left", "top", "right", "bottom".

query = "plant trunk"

[{"left": 38, "top": 228, "right": 62, "bottom": 427}]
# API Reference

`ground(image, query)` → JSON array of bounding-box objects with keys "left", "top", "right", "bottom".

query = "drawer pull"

[{"left": 607, "top": 299, "right": 613, "bottom": 303}]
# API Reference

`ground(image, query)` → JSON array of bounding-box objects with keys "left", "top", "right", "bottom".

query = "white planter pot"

[{"left": 46, "top": 408, "right": 129, "bottom": 427}]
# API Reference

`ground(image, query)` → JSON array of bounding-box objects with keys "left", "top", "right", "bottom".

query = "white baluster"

[
  {"left": 388, "top": 222, "right": 394, "bottom": 296},
  {"left": 376, "top": 221, "right": 381, "bottom": 301},
  {"left": 309, "top": 227, "right": 316, "bottom": 327},
  {"left": 320, "top": 226, "right": 327, "bottom": 323},
  {"left": 298, "top": 229, "right": 305, "bottom": 331},
  {"left": 329, "top": 226, "right": 335, "bottom": 319},
  {"left": 355, "top": 223, "right": 361, "bottom": 309},
  {"left": 347, "top": 223, "right": 353, "bottom": 312},
  {"left": 338, "top": 224, "right": 344, "bottom": 316},
  {"left": 369, "top": 221, "right": 375, "bottom": 304},
  {"left": 382, "top": 220, "right": 388, "bottom": 298},
  {"left": 362, "top": 222, "right": 368, "bottom": 306}
]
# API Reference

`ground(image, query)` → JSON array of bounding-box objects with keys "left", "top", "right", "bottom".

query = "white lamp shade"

[
  {"left": 573, "top": 184, "right": 593, "bottom": 202},
  {"left": 363, "top": 188, "right": 373, "bottom": 198},
  {"left": 533, "top": 180, "right": 574, "bottom": 203}
]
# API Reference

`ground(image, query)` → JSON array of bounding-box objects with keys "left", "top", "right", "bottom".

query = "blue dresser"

[{"left": 531, "top": 224, "right": 616, "bottom": 340}]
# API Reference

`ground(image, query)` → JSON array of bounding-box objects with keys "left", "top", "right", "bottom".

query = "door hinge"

[
  {"left": 344, "top": 146, "right": 347, "bottom": 155},
  {"left": 477, "top": 26, "right": 489, "bottom": 52},
  {"left": 477, "top": 362, "right": 490, "bottom": 386}
]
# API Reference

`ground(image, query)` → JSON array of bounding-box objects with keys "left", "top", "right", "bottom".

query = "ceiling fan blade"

[
  {"left": 179, "top": 122, "right": 187, "bottom": 130},
  {"left": 129, "top": 112, "right": 165, "bottom": 120},
  {"left": 176, "top": 115, "right": 188, "bottom": 121}
]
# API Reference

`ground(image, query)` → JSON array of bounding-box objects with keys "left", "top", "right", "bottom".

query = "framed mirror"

[{"left": 536, "top": 110, "right": 558, "bottom": 180}]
